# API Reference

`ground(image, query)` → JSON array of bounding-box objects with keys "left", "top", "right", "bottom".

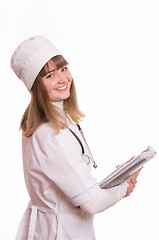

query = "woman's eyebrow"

[{"left": 46, "top": 69, "right": 55, "bottom": 74}]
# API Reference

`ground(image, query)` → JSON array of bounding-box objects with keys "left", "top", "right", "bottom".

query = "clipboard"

[{"left": 99, "top": 146, "right": 156, "bottom": 189}]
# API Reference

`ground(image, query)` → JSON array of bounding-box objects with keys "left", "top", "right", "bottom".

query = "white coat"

[{"left": 15, "top": 102, "right": 126, "bottom": 240}]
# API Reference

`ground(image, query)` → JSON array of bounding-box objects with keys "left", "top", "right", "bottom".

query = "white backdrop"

[{"left": 0, "top": 0, "right": 159, "bottom": 239}]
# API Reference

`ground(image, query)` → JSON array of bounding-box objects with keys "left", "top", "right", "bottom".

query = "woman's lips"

[{"left": 56, "top": 84, "right": 67, "bottom": 90}]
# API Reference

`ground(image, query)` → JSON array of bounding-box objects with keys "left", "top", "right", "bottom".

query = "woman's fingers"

[
  {"left": 125, "top": 178, "right": 137, "bottom": 197},
  {"left": 129, "top": 167, "right": 143, "bottom": 184}
]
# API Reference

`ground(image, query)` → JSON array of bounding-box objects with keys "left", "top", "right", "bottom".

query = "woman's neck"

[{"left": 52, "top": 101, "right": 64, "bottom": 110}]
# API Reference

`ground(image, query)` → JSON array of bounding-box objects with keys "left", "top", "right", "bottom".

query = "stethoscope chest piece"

[{"left": 82, "top": 153, "right": 90, "bottom": 165}]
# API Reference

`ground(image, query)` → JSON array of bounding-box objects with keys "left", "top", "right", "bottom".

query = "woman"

[{"left": 11, "top": 36, "right": 139, "bottom": 240}]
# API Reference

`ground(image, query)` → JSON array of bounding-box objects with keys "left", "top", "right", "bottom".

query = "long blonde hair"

[{"left": 20, "top": 55, "right": 84, "bottom": 137}]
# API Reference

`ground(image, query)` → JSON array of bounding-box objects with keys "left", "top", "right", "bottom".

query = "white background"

[{"left": 0, "top": 0, "right": 159, "bottom": 239}]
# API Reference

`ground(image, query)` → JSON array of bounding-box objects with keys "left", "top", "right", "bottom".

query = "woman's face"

[{"left": 42, "top": 61, "right": 72, "bottom": 102}]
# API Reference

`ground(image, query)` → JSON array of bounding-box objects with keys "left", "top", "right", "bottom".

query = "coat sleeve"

[
  {"left": 80, "top": 181, "right": 128, "bottom": 214},
  {"left": 29, "top": 126, "right": 101, "bottom": 206}
]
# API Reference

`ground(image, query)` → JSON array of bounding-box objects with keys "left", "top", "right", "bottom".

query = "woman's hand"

[{"left": 124, "top": 168, "right": 142, "bottom": 198}]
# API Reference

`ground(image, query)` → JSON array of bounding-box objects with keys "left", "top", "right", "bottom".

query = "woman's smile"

[{"left": 56, "top": 84, "right": 68, "bottom": 90}]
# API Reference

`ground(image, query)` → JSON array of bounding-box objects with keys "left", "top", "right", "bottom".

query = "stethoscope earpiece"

[{"left": 93, "top": 163, "right": 98, "bottom": 169}]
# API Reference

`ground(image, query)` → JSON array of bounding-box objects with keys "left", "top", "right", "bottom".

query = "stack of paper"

[{"left": 99, "top": 146, "right": 156, "bottom": 189}]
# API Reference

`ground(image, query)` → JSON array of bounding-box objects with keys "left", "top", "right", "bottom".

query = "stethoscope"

[{"left": 69, "top": 124, "right": 97, "bottom": 169}]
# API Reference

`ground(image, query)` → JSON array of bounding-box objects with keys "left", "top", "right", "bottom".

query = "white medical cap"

[{"left": 10, "top": 36, "right": 61, "bottom": 91}]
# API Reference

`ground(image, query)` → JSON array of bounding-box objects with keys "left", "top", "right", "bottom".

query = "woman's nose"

[{"left": 58, "top": 73, "right": 67, "bottom": 83}]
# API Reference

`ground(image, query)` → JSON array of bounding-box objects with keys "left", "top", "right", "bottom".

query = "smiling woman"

[
  {"left": 19, "top": 54, "right": 84, "bottom": 137},
  {"left": 10, "top": 35, "right": 140, "bottom": 240}
]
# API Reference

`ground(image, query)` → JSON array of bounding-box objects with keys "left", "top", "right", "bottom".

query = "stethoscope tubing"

[
  {"left": 69, "top": 125, "right": 97, "bottom": 169},
  {"left": 69, "top": 128, "right": 85, "bottom": 154}
]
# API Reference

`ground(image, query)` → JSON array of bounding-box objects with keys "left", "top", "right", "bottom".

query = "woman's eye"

[
  {"left": 47, "top": 74, "right": 54, "bottom": 78},
  {"left": 61, "top": 67, "right": 68, "bottom": 72}
]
